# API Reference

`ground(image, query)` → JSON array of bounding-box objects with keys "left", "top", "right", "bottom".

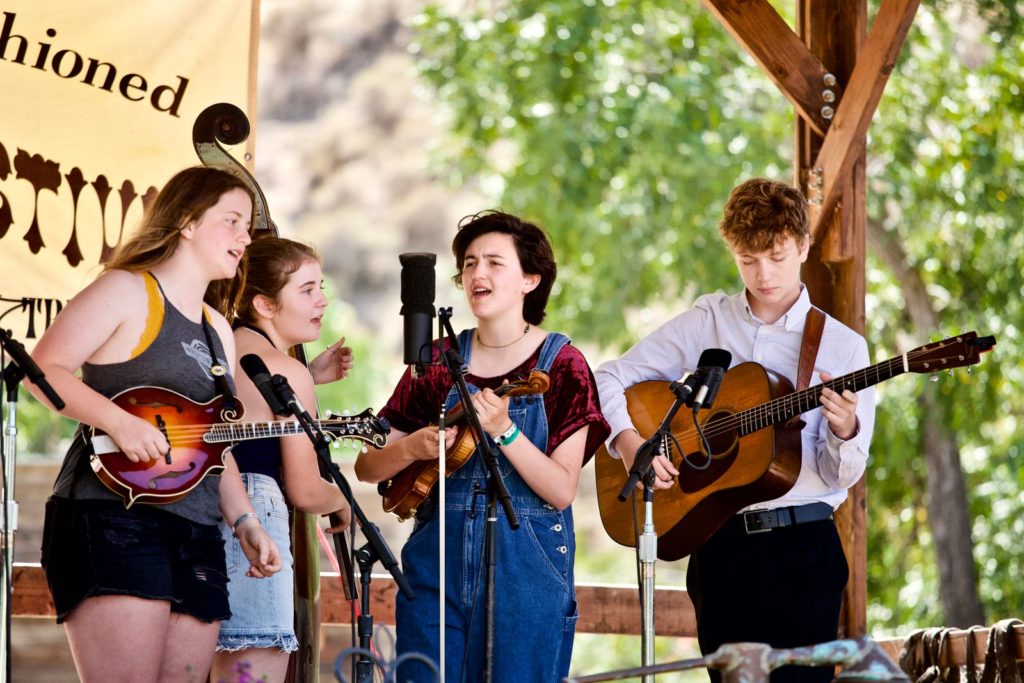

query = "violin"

[{"left": 380, "top": 369, "right": 550, "bottom": 520}]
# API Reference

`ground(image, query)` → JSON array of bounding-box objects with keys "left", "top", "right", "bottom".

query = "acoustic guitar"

[
  {"left": 88, "top": 386, "right": 390, "bottom": 508},
  {"left": 380, "top": 369, "right": 550, "bottom": 520},
  {"left": 595, "top": 331, "right": 995, "bottom": 561}
]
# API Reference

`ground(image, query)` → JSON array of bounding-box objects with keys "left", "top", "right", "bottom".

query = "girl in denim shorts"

[{"left": 210, "top": 237, "right": 353, "bottom": 683}]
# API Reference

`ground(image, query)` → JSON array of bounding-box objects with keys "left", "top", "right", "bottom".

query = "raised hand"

[{"left": 310, "top": 336, "right": 354, "bottom": 384}]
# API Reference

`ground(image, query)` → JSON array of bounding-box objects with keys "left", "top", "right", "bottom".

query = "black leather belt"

[{"left": 726, "top": 502, "right": 834, "bottom": 535}]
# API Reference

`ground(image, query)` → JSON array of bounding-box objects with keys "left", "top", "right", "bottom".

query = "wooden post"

[{"left": 795, "top": 0, "right": 868, "bottom": 638}]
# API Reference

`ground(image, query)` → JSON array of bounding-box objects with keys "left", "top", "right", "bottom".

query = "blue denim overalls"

[{"left": 394, "top": 330, "right": 579, "bottom": 683}]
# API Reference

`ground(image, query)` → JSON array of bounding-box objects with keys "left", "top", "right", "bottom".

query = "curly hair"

[
  {"left": 719, "top": 178, "right": 809, "bottom": 252},
  {"left": 451, "top": 210, "right": 556, "bottom": 325}
]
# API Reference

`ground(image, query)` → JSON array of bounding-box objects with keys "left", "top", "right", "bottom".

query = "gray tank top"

[{"left": 52, "top": 274, "right": 235, "bottom": 526}]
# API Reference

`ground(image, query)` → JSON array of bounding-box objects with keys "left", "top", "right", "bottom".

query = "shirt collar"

[{"left": 735, "top": 285, "right": 811, "bottom": 331}]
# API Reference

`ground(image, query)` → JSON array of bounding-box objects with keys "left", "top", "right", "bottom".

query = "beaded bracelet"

[
  {"left": 494, "top": 422, "right": 521, "bottom": 447},
  {"left": 232, "top": 511, "right": 260, "bottom": 536}
]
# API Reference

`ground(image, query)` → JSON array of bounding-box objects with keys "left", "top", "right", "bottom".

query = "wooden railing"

[
  {"left": 11, "top": 563, "right": 697, "bottom": 636},
  {"left": 17, "top": 562, "right": 1020, "bottom": 667}
]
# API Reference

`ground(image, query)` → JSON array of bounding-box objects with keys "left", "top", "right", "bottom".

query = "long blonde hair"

[{"left": 104, "top": 165, "right": 254, "bottom": 314}]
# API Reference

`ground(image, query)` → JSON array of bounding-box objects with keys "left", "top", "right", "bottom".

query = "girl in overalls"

[{"left": 356, "top": 210, "right": 609, "bottom": 682}]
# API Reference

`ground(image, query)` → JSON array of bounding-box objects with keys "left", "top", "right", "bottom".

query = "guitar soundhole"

[
  {"left": 677, "top": 409, "right": 739, "bottom": 491},
  {"left": 702, "top": 409, "right": 738, "bottom": 458}
]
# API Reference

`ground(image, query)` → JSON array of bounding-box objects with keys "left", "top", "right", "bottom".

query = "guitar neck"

[{"left": 739, "top": 354, "right": 907, "bottom": 435}]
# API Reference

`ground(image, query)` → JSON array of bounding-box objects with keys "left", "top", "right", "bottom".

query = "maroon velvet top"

[{"left": 379, "top": 335, "right": 610, "bottom": 465}]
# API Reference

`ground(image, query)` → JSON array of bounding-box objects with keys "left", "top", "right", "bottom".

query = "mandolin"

[
  {"left": 380, "top": 369, "right": 550, "bottom": 520},
  {"left": 89, "top": 386, "right": 389, "bottom": 508},
  {"left": 595, "top": 331, "right": 995, "bottom": 561}
]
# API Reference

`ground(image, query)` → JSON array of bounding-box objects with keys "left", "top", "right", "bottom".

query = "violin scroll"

[{"left": 510, "top": 370, "right": 550, "bottom": 397}]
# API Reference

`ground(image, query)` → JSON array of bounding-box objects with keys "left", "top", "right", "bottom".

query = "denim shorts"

[
  {"left": 217, "top": 472, "right": 298, "bottom": 653},
  {"left": 40, "top": 496, "right": 229, "bottom": 624}
]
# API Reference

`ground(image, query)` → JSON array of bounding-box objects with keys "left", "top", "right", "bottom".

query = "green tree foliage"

[
  {"left": 412, "top": 1, "right": 792, "bottom": 348},
  {"left": 411, "top": 0, "right": 1024, "bottom": 640}
]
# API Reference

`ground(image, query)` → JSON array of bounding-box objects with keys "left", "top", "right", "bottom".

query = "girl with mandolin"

[
  {"left": 355, "top": 211, "right": 609, "bottom": 682},
  {"left": 595, "top": 178, "right": 876, "bottom": 683},
  {"left": 28, "top": 166, "right": 282, "bottom": 682},
  {"left": 210, "top": 236, "right": 354, "bottom": 683}
]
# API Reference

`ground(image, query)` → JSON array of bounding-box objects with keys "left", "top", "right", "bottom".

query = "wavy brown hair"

[
  {"left": 452, "top": 210, "right": 556, "bottom": 325},
  {"left": 718, "top": 178, "right": 809, "bottom": 252},
  {"left": 102, "top": 166, "right": 254, "bottom": 316},
  {"left": 233, "top": 236, "right": 320, "bottom": 326}
]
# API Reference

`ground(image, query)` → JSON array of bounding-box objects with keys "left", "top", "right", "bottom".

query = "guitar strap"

[{"left": 796, "top": 306, "right": 826, "bottom": 391}]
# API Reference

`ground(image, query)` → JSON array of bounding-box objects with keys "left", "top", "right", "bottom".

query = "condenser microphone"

[
  {"left": 399, "top": 252, "right": 437, "bottom": 377},
  {"left": 239, "top": 354, "right": 288, "bottom": 416},
  {"left": 690, "top": 348, "right": 732, "bottom": 412}
]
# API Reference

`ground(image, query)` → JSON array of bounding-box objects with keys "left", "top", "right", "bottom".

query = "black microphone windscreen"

[
  {"left": 240, "top": 353, "right": 271, "bottom": 379},
  {"left": 697, "top": 348, "right": 732, "bottom": 370},
  {"left": 399, "top": 252, "right": 436, "bottom": 310}
]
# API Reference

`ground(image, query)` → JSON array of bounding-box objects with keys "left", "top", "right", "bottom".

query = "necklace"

[{"left": 476, "top": 323, "right": 530, "bottom": 349}]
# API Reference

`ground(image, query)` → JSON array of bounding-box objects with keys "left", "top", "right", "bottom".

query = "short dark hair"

[
  {"left": 719, "top": 178, "right": 809, "bottom": 252},
  {"left": 452, "top": 211, "right": 556, "bottom": 325}
]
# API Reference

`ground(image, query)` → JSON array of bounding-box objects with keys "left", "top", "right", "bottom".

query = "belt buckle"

[{"left": 743, "top": 511, "right": 772, "bottom": 534}]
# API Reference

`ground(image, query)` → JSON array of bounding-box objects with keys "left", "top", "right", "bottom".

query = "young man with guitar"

[{"left": 595, "top": 178, "right": 876, "bottom": 683}]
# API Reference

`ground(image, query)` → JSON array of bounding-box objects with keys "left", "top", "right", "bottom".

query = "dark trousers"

[{"left": 686, "top": 518, "right": 849, "bottom": 683}]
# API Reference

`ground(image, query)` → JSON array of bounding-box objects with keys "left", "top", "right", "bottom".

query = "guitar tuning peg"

[
  {"left": 342, "top": 409, "right": 351, "bottom": 416},
  {"left": 948, "top": 369, "right": 954, "bottom": 377},
  {"left": 929, "top": 373, "right": 939, "bottom": 382},
  {"left": 967, "top": 366, "right": 972, "bottom": 375},
  {"left": 361, "top": 445, "right": 368, "bottom": 453},
  {"left": 331, "top": 440, "right": 339, "bottom": 449}
]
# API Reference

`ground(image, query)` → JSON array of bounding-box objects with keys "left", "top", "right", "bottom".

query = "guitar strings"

[{"left": 663, "top": 346, "right": 965, "bottom": 454}]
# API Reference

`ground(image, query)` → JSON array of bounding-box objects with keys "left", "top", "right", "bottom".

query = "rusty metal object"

[{"left": 564, "top": 637, "right": 910, "bottom": 683}]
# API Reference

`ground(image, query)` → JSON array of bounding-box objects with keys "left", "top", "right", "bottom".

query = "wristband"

[
  {"left": 232, "top": 511, "right": 260, "bottom": 535},
  {"left": 494, "top": 422, "right": 521, "bottom": 447}
]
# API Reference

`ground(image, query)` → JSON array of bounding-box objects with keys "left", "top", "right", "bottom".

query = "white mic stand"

[
  {"left": 619, "top": 381, "right": 692, "bottom": 683},
  {"left": 0, "top": 329, "right": 65, "bottom": 683}
]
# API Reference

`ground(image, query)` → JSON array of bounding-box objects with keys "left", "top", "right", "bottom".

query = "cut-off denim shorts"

[
  {"left": 216, "top": 472, "right": 298, "bottom": 653},
  {"left": 40, "top": 496, "right": 229, "bottom": 624}
]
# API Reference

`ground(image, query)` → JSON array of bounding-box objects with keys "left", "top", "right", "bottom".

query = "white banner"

[{"left": 0, "top": 1, "right": 259, "bottom": 347}]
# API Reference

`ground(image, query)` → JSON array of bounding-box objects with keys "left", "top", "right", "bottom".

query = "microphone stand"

[
  {"left": 272, "top": 383, "right": 412, "bottom": 683},
  {"left": 436, "top": 307, "right": 518, "bottom": 683},
  {"left": 0, "top": 329, "right": 65, "bottom": 683},
  {"left": 617, "top": 381, "right": 692, "bottom": 683}
]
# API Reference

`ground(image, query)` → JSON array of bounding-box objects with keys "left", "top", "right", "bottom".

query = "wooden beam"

[
  {"left": 703, "top": 0, "right": 832, "bottom": 136},
  {"left": 12, "top": 563, "right": 697, "bottom": 638},
  {"left": 807, "top": 0, "right": 921, "bottom": 240}
]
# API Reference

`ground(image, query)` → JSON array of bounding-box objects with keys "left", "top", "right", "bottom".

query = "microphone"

[
  {"left": 399, "top": 253, "right": 437, "bottom": 378},
  {"left": 239, "top": 354, "right": 288, "bottom": 416},
  {"left": 689, "top": 348, "right": 732, "bottom": 412},
  {"left": 1, "top": 328, "right": 65, "bottom": 409}
]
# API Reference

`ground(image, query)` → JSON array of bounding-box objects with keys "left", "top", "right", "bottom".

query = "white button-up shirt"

[{"left": 595, "top": 287, "right": 875, "bottom": 511}]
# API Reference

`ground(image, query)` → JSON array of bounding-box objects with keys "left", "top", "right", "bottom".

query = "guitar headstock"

[
  {"left": 322, "top": 408, "right": 390, "bottom": 449},
  {"left": 905, "top": 331, "right": 996, "bottom": 374}
]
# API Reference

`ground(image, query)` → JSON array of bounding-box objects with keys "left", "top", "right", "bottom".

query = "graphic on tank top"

[{"left": 180, "top": 339, "right": 229, "bottom": 380}]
